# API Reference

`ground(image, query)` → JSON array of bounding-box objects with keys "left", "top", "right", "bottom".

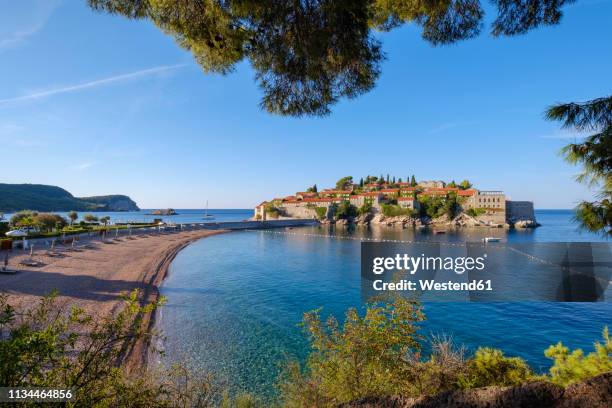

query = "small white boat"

[
  {"left": 482, "top": 237, "right": 501, "bottom": 243},
  {"left": 203, "top": 201, "right": 215, "bottom": 220}
]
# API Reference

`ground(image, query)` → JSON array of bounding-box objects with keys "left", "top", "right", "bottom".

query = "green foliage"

[
  {"left": 459, "top": 179, "right": 473, "bottom": 190},
  {"left": 545, "top": 326, "right": 612, "bottom": 386},
  {"left": 68, "top": 210, "right": 78, "bottom": 225},
  {"left": 335, "top": 176, "right": 353, "bottom": 191},
  {"left": 380, "top": 204, "right": 412, "bottom": 217},
  {"left": 357, "top": 202, "right": 372, "bottom": 216},
  {"left": 83, "top": 214, "right": 99, "bottom": 223},
  {"left": 443, "top": 192, "right": 461, "bottom": 220},
  {"left": 314, "top": 207, "right": 327, "bottom": 220},
  {"left": 306, "top": 184, "right": 318, "bottom": 193},
  {"left": 546, "top": 96, "right": 612, "bottom": 236},
  {"left": 447, "top": 180, "right": 457, "bottom": 188},
  {"left": 279, "top": 298, "right": 425, "bottom": 406},
  {"left": 0, "top": 183, "right": 139, "bottom": 213},
  {"left": 9, "top": 210, "right": 37, "bottom": 227},
  {"left": 418, "top": 196, "right": 446, "bottom": 218},
  {"left": 458, "top": 348, "right": 534, "bottom": 389},
  {"left": 335, "top": 201, "right": 357, "bottom": 219},
  {"left": 466, "top": 208, "right": 486, "bottom": 217},
  {"left": 88, "top": 1, "right": 572, "bottom": 116},
  {"left": 264, "top": 203, "right": 281, "bottom": 219},
  {"left": 0, "top": 290, "right": 167, "bottom": 406},
  {"left": 411, "top": 175, "right": 417, "bottom": 187},
  {"left": 33, "top": 213, "right": 68, "bottom": 232}
]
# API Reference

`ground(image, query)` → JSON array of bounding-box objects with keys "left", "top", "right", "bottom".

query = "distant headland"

[
  {"left": 254, "top": 175, "right": 539, "bottom": 229},
  {"left": 0, "top": 183, "right": 140, "bottom": 213}
]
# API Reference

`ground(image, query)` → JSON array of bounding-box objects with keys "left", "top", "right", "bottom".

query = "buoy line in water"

[
  {"left": 246, "top": 229, "right": 591, "bottom": 267},
  {"left": 250, "top": 229, "right": 491, "bottom": 248}
]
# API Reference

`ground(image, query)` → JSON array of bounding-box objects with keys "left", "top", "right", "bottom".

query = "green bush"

[
  {"left": 545, "top": 326, "right": 612, "bottom": 386},
  {"left": 314, "top": 207, "right": 327, "bottom": 220},
  {"left": 335, "top": 201, "right": 357, "bottom": 219},
  {"left": 264, "top": 203, "right": 281, "bottom": 219},
  {"left": 458, "top": 348, "right": 534, "bottom": 388},
  {"left": 357, "top": 202, "right": 372, "bottom": 215},
  {"left": 466, "top": 208, "right": 486, "bottom": 217},
  {"left": 380, "top": 204, "right": 413, "bottom": 217},
  {"left": 279, "top": 298, "right": 425, "bottom": 407}
]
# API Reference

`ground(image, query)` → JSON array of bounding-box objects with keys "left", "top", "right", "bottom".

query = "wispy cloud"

[
  {"left": 0, "top": 0, "right": 62, "bottom": 50},
  {"left": 72, "top": 162, "right": 97, "bottom": 171},
  {"left": 0, "top": 64, "right": 187, "bottom": 107}
]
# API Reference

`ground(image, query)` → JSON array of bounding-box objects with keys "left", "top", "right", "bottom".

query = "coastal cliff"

[{"left": 0, "top": 183, "right": 140, "bottom": 212}]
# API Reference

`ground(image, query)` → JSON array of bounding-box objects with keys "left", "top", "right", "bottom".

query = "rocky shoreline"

[{"left": 320, "top": 212, "right": 540, "bottom": 229}]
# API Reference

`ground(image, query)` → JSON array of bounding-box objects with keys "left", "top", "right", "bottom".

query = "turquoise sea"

[{"left": 157, "top": 210, "right": 610, "bottom": 397}]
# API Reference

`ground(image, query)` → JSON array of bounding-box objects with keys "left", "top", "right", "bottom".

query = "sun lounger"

[{"left": 19, "top": 258, "right": 44, "bottom": 267}]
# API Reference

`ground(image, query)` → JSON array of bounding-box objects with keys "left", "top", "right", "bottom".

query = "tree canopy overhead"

[{"left": 88, "top": 0, "right": 574, "bottom": 117}]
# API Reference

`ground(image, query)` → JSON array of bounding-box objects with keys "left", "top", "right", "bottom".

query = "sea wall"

[{"left": 201, "top": 219, "right": 319, "bottom": 230}]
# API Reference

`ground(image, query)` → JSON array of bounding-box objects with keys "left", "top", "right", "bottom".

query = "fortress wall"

[{"left": 506, "top": 201, "right": 536, "bottom": 221}]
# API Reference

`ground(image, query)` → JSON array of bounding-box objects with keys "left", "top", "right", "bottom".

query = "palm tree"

[
  {"left": 100, "top": 216, "right": 111, "bottom": 227},
  {"left": 68, "top": 211, "right": 78, "bottom": 226},
  {"left": 545, "top": 96, "right": 612, "bottom": 236}
]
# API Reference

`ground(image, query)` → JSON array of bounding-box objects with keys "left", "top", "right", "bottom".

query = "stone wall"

[{"left": 506, "top": 200, "right": 536, "bottom": 222}]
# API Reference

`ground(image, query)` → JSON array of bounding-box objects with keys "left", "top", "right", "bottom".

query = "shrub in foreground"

[{"left": 545, "top": 327, "right": 612, "bottom": 386}]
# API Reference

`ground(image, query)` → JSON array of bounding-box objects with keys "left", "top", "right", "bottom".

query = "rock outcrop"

[
  {"left": 340, "top": 372, "right": 611, "bottom": 408},
  {"left": 514, "top": 219, "right": 541, "bottom": 229}
]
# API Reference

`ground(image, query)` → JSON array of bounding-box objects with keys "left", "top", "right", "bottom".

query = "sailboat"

[{"left": 203, "top": 201, "right": 215, "bottom": 220}]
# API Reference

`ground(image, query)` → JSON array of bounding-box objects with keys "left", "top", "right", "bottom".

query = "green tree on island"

[
  {"left": 411, "top": 175, "right": 417, "bottom": 187},
  {"left": 335, "top": 176, "right": 353, "bottom": 190},
  {"left": 546, "top": 96, "right": 612, "bottom": 236},
  {"left": 459, "top": 179, "right": 473, "bottom": 190}
]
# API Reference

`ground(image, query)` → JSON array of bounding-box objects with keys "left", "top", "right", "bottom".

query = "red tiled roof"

[
  {"left": 303, "top": 197, "right": 341, "bottom": 203},
  {"left": 398, "top": 197, "right": 416, "bottom": 201},
  {"left": 419, "top": 190, "right": 448, "bottom": 195},
  {"left": 457, "top": 189, "right": 477, "bottom": 196},
  {"left": 380, "top": 188, "right": 400, "bottom": 193}
]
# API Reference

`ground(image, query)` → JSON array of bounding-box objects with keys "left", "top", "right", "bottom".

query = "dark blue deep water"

[{"left": 157, "top": 210, "right": 611, "bottom": 397}]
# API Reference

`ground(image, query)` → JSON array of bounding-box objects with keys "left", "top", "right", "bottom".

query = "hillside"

[{"left": 0, "top": 184, "right": 140, "bottom": 213}]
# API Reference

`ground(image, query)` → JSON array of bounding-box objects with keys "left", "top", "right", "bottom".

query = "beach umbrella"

[
  {"left": 5, "top": 230, "right": 27, "bottom": 238},
  {"left": 6, "top": 230, "right": 27, "bottom": 251}
]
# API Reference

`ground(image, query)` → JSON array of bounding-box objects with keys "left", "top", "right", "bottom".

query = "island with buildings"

[{"left": 254, "top": 176, "right": 538, "bottom": 229}]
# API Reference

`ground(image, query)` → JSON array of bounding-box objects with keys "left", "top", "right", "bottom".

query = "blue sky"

[{"left": 1, "top": 0, "right": 611, "bottom": 209}]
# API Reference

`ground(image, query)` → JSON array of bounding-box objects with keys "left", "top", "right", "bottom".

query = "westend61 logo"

[{"left": 361, "top": 242, "right": 612, "bottom": 302}]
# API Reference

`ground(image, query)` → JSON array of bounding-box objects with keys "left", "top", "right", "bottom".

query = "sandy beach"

[{"left": 0, "top": 228, "right": 227, "bottom": 368}]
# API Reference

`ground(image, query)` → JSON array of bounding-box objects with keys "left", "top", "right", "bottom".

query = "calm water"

[
  {"left": 158, "top": 210, "right": 611, "bottom": 397},
  {"left": 2, "top": 209, "right": 252, "bottom": 224}
]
